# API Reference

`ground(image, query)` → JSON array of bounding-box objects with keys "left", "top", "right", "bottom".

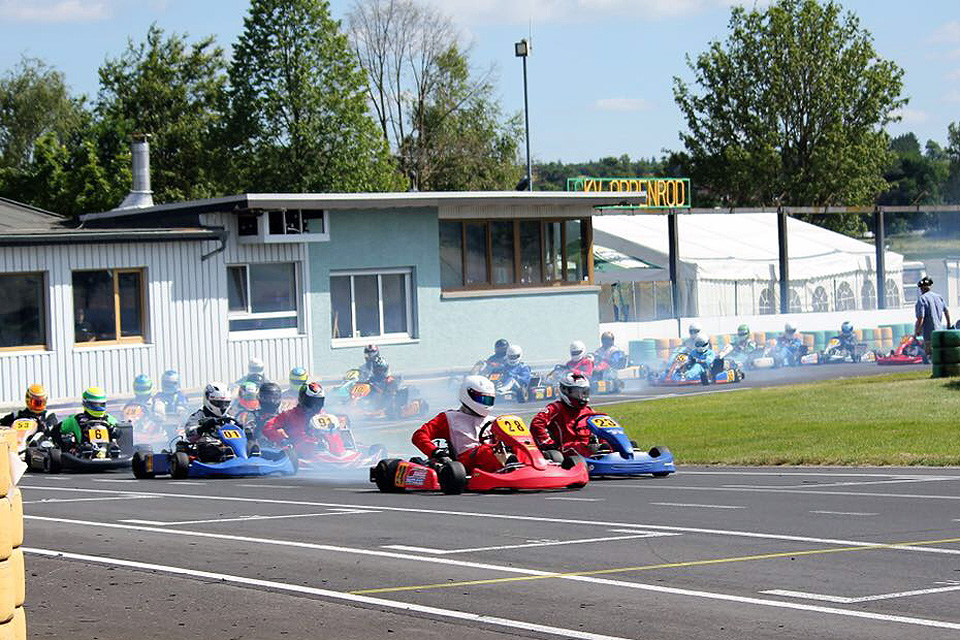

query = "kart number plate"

[
  {"left": 221, "top": 429, "right": 243, "bottom": 439},
  {"left": 87, "top": 427, "right": 110, "bottom": 443},
  {"left": 590, "top": 416, "right": 619, "bottom": 429},
  {"left": 488, "top": 373, "right": 501, "bottom": 382},
  {"left": 496, "top": 415, "right": 530, "bottom": 437},
  {"left": 596, "top": 381, "right": 608, "bottom": 392},
  {"left": 314, "top": 415, "right": 333, "bottom": 428},
  {"left": 123, "top": 405, "right": 145, "bottom": 420},
  {"left": 12, "top": 418, "right": 36, "bottom": 432}
]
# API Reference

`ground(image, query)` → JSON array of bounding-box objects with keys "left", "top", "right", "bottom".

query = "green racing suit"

[{"left": 57, "top": 412, "right": 119, "bottom": 446}]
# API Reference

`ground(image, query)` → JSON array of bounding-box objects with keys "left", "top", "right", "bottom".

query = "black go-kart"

[{"left": 26, "top": 421, "right": 134, "bottom": 473}]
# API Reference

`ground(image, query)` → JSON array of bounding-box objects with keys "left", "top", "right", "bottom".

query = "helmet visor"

[
  {"left": 301, "top": 394, "right": 325, "bottom": 412},
  {"left": 84, "top": 400, "right": 107, "bottom": 417},
  {"left": 467, "top": 388, "right": 495, "bottom": 407},
  {"left": 26, "top": 395, "right": 46, "bottom": 412},
  {"left": 564, "top": 384, "right": 590, "bottom": 404}
]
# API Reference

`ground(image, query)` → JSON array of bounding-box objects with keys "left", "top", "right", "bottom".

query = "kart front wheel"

[
  {"left": 561, "top": 453, "right": 586, "bottom": 471},
  {"left": 543, "top": 449, "right": 564, "bottom": 464},
  {"left": 170, "top": 451, "right": 191, "bottom": 479},
  {"left": 439, "top": 461, "right": 467, "bottom": 495},
  {"left": 132, "top": 451, "right": 155, "bottom": 479},
  {"left": 44, "top": 448, "right": 62, "bottom": 474},
  {"left": 373, "top": 459, "right": 404, "bottom": 493}
]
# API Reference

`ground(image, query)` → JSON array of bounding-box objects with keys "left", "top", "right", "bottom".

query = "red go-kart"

[
  {"left": 289, "top": 413, "right": 387, "bottom": 471},
  {"left": 876, "top": 335, "right": 927, "bottom": 365},
  {"left": 370, "top": 414, "right": 589, "bottom": 494}
]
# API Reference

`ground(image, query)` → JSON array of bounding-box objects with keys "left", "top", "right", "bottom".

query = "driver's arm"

[
  {"left": 412, "top": 413, "right": 450, "bottom": 457},
  {"left": 530, "top": 405, "right": 558, "bottom": 448}
]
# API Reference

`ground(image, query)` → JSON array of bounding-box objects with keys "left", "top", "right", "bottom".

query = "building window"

[
  {"left": 73, "top": 269, "right": 146, "bottom": 344},
  {"left": 885, "top": 278, "right": 901, "bottom": 308},
  {"left": 836, "top": 281, "right": 856, "bottom": 311},
  {"left": 227, "top": 263, "right": 299, "bottom": 332},
  {"left": 438, "top": 218, "right": 592, "bottom": 290},
  {"left": 758, "top": 286, "right": 776, "bottom": 315},
  {"left": 237, "top": 209, "right": 329, "bottom": 244},
  {"left": 811, "top": 286, "right": 829, "bottom": 312},
  {"left": 861, "top": 280, "right": 877, "bottom": 310},
  {"left": 0, "top": 272, "right": 46, "bottom": 350},
  {"left": 330, "top": 269, "right": 414, "bottom": 342},
  {"left": 788, "top": 288, "right": 803, "bottom": 313}
]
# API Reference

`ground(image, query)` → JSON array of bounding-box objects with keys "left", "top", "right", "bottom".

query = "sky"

[{"left": 0, "top": 0, "right": 958, "bottom": 163}]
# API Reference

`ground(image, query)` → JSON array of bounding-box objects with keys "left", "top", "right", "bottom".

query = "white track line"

[
  {"left": 762, "top": 584, "right": 960, "bottom": 604},
  {"left": 724, "top": 478, "right": 959, "bottom": 489},
  {"left": 651, "top": 502, "right": 745, "bottom": 510},
  {"left": 811, "top": 511, "right": 878, "bottom": 517},
  {"left": 544, "top": 497, "right": 604, "bottom": 502},
  {"left": 121, "top": 509, "right": 378, "bottom": 526},
  {"left": 90, "top": 479, "right": 141, "bottom": 483},
  {"left": 383, "top": 532, "right": 677, "bottom": 555},
  {"left": 19, "top": 484, "right": 960, "bottom": 555},
  {"left": 24, "top": 495, "right": 160, "bottom": 505},
  {"left": 24, "top": 547, "right": 629, "bottom": 640},
  {"left": 680, "top": 471, "right": 960, "bottom": 478},
  {"left": 238, "top": 484, "right": 300, "bottom": 489},
  {"left": 605, "top": 483, "right": 960, "bottom": 502},
  {"left": 24, "top": 532, "right": 960, "bottom": 632}
]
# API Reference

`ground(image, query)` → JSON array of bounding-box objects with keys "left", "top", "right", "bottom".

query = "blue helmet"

[
  {"left": 161, "top": 369, "right": 180, "bottom": 394},
  {"left": 133, "top": 374, "right": 153, "bottom": 399},
  {"left": 841, "top": 321, "right": 853, "bottom": 335}
]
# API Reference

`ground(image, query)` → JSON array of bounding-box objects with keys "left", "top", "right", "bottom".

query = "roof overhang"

[{"left": 0, "top": 228, "right": 225, "bottom": 246}]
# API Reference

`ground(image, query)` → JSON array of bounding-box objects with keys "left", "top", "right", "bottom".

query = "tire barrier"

[
  {"left": 0, "top": 429, "right": 26, "bottom": 640},
  {"left": 931, "top": 330, "right": 960, "bottom": 377}
]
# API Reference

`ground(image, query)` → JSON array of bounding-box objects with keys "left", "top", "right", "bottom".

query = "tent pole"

[
  {"left": 778, "top": 207, "right": 790, "bottom": 314},
  {"left": 875, "top": 207, "right": 886, "bottom": 310},
  {"left": 668, "top": 210, "right": 681, "bottom": 335}
]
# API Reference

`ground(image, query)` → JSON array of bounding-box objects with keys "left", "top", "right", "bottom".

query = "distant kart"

[
  {"left": 818, "top": 337, "right": 870, "bottom": 364},
  {"left": 26, "top": 422, "right": 134, "bottom": 473},
  {"left": 9, "top": 416, "right": 45, "bottom": 457},
  {"left": 332, "top": 370, "right": 429, "bottom": 419},
  {"left": 121, "top": 402, "right": 182, "bottom": 451},
  {"left": 648, "top": 353, "right": 744, "bottom": 387},
  {"left": 370, "top": 414, "right": 589, "bottom": 494},
  {"left": 876, "top": 335, "right": 927, "bottom": 365},
  {"left": 132, "top": 418, "right": 296, "bottom": 479},
  {"left": 769, "top": 342, "right": 819, "bottom": 367},
  {"left": 286, "top": 413, "right": 387, "bottom": 471},
  {"left": 577, "top": 413, "right": 674, "bottom": 478}
]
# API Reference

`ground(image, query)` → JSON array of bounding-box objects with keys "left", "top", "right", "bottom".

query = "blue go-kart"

[
  {"left": 577, "top": 413, "right": 674, "bottom": 478},
  {"left": 131, "top": 418, "right": 297, "bottom": 479}
]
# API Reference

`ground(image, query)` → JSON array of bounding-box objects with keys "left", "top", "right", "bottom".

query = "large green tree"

[
  {"left": 673, "top": 0, "right": 905, "bottom": 233},
  {"left": 97, "top": 24, "right": 230, "bottom": 203},
  {"left": 229, "top": 0, "right": 402, "bottom": 192}
]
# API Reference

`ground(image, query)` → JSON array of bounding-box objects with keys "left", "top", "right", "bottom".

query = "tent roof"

[{"left": 592, "top": 212, "right": 903, "bottom": 282}]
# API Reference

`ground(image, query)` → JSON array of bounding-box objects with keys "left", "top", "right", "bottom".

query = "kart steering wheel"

[{"left": 477, "top": 421, "right": 496, "bottom": 445}]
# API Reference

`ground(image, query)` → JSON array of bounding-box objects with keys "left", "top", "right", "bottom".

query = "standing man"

[{"left": 915, "top": 276, "right": 952, "bottom": 359}]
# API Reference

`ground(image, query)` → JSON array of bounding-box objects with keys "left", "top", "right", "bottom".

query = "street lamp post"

[{"left": 515, "top": 38, "right": 532, "bottom": 191}]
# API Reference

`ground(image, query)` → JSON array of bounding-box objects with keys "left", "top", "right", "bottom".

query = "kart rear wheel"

[
  {"left": 131, "top": 451, "right": 155, "bottom": 479},
  {"left": 170, "top": 452, "right": 191, "bottom": 479},
  {"left": 652, "top": 471, "right": 671, "bottom": 478},
  {"left": 374, "top": 459, "right": 404, "bottom": 493},
  {"left": 44, "top": 448, "right": 61, "bottom": 474},
  {"left": 439, "top": 461, "right": 467, "bottom": 495},
  {"left": 561, "top": 453, "right": 586, "bottom": 471}
]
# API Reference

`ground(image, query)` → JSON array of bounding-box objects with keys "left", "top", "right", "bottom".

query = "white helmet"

[
  {"left": 569, "top": 340, "right": 586, "bottom": 359},
  {"left": 559, "top": 371, "right": 590, "bottom": 408},
  {"left": 248, "top": 356, "right": 265, "bottom": 375},
  {"left": 784, "top": 322, "right": 797, "bottom": 335},
  {"left": 460, "top": 375, "right": 495, "bottom": 416},
  {"left": 506, "top": 344, "right": 523, "bottom": 365},
  {"left": 694, "top": 336, "right": 709, "bottom": 353},
  {"left": 203, "top": 383, "right": 231, "bottom": 417},
  {"left": 688, "top": 322, "right": 702, "bottom": 337}
]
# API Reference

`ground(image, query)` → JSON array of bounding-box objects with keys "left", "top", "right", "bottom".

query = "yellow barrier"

[
  {"left": 0, "top": 557, "right": 13, "bottom": 624},
  {"left": 0, "top": 429, "right": 26, "bottom": 639}
]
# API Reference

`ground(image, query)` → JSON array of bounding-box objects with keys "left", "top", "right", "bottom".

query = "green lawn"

[{"left": 606, "top": 372, "right": 960, "bottom": 466}]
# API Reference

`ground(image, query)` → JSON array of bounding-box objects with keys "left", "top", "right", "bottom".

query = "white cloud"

[
  {"left": 595, "top": 97, "right": 651, "bottom": 112},
  {"left": 931, "top": 20, "right": 960, "bottom": 45},
  {"left": 0, "top": 0, "right": 109, "bottom": 22},
  {"left": 891, "top": 107, "right": 929, "bottom": 125}
]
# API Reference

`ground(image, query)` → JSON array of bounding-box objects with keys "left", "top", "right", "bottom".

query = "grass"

[
  {"left": 886, "top": 234, "right": 960, "bottom": 262},
  {"left": 606, "top": 372, "right": 960, "bottom": 466}
]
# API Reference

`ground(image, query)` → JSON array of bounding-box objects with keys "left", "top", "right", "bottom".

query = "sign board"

[{"left": 566, "top": 177, "right": 691, "bottom": 209}]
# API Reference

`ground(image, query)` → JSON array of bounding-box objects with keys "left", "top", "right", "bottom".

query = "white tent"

[{"left": 592, "top": 212, "right": 904, "bottom": 319}]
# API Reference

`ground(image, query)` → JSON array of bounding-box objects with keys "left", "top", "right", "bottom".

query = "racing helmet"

[
  {"left": 688, "top": 322, "right": 702, "bottom": 338},
  {"left": 25, "top": 384, "right": 47, "bottom": 413},
  {"left": 371, "top": 356, "right": 389, "bottom": 377},
  {"left": 600, "top": 331, "right": 615, "bottom": 348},
  {"left": 460, "top": 375, "right": 495, "bottom": 417},
  {"left": 245, "top": 372, "right": 265, "bottom": 389},
  {"left": 694, "top": 336, "right": 710, "bottom": 354},
  {"left": 784, "top": 322, "right": 797, "bottom": 336},
  {"left": 737, "top": 324, "right": 750, "bottom": 337},
  {"left": 238, "top": 381, "right": 259, "bottom": 410},
  {"left": 918, "top": 276, "right": 933, "bottom": 289},
  {"left": 258, "top": 382, "right": 282, "bottom": 415},
  {"left": 559, "top": 372, "right": 590, "bottom": 408},
  {"left": 494, "top": 338, "right": 509, "bottom": 357},
  {"left": 363, "top": 344, "right": 380, "bottom": 362},
  {"left": 569, "top": 340, "right": 586, "bottom": 359},
  {"left": 160, "top": 369, "right": 180, "bottom": 394},
  {"left": 841, "top": 321, "right": 853, "bottom": 335},
  {"left": 203, "top": 383, "right": 231, "bottom": 418},
  {"left": 133, "top": 374, "right": 153, "bottom": 400},
  {"left": 298, "top": 380, "right": 325, "bottom": 415},
  {"left": 506, "top": 344, "right": 523, "bottom": 365},
  {"left": 247, "top": 357, "right": 265, "bottom": 376},
  {"left": 82, "top": 387, "right": 108, "bottom": 418},
  {"left": 288, "top": 366, "right": 308, "bottom": 391}
]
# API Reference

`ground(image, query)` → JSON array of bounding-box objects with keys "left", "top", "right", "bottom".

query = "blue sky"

[{"left": 1, "top": 0, "right": 958, "bottom": 162}]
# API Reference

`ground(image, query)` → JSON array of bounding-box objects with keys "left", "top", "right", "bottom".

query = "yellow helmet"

[{"left": 26, "top": 384, "right": 47, "bottom": 413}]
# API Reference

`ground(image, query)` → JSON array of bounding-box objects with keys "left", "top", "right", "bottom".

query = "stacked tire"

[
  {"left": 0, "top": 428, "right": 26, "bottom": 640},
  {"left": 931, "top": 330, "right": 960, "bottom": 378}
]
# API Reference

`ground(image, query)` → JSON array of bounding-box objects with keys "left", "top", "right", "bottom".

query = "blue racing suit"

[
  {"left": 501, "top": 362, "right": 532, "bottom": 389},
  {"left": 776, "top": 334, "right": 805, "bottom": 366},
  {"left": 683, "top": 347, "right": 716, "bottom": 381}
]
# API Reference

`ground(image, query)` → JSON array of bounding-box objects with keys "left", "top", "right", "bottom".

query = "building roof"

[
  {"left": 0, "top": 196, "right": 65, "bottom": 230},
  {"left": 592, "top": 212, "right": 903, "bottom": 283}
]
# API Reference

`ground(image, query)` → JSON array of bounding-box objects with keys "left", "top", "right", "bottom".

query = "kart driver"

[
  {"left": 682, "top": 322, "right": 703, "bottom": 352},
  {"left": 56, "top": 387, "right": 121, "bottom": 448},
  {"left": 249, "top": 381, "right": 283, "bottom": 438},
  {"left": 357, "top": 344, "right": 381, "bottom": 382},
  {"left": 530, "top": 372, "right": 595, "bottom": 456},
  {"left": 230, "top": 381, "right": 260, "bottom": 425},
  {"left": 0, "top": 384, "right": 59, "bottom": 438},
  {"left": 502, "top": 345, "right": 532, "bottom": 390},
  {"left": 592, "top": 331, "right": 627, "bottom": 377},
  {"left": 150, "top": 369, "right": 190, "bottom": 420},
  {"left": 411, "top": 375, "right": 504, "bottom": 473},
  {"left": 123, "top": 374, "right": 164, "bottom": 430},
  {"left": 838, "top": 321, "right": 858, "bottom": 351},
  {"left": 236, "top": 356, "right": 267, "bottom": 386},
  {"left": 564, "top": 341, "right": 594, "bottom": 378},
  {"left": 777, "top": 322, "right": 804, "bottom": 365},
  {"left": 482, "top": 339, "right": 510, "bottom": 375},
  {"left": 262, "top": 380, "right": 329, "bottom": 449},
  {"left": 283, "top": 367, "right": 309, "bottom": 404},
  {"left": 731, "top": 324, "right": 757, "bottom": 353},
  {"left": 185, "top": 384, "right": 237, "bottom": 442},
  {"left": 685, "top": 336, "right": 716, "bottom": 381}
]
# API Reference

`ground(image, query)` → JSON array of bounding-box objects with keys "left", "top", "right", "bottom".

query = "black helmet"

[
  {"left": 258, "top": 382, "right": 282, "bottom": 414},
  {"left": 298, "top": 380, "right": 325, "bottom": 415},
  {"left": 601, "top": 331, "right": 614, "bottom": 348},
  {"left": 363, "top": 344, "right": 380, "bottom": 362},
  {"left": 494, "top": 338, "right": 509, "bottom": 357}
]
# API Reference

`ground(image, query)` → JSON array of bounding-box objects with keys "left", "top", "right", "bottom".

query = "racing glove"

[{"left": 430, "top": 447, "right": 451, "bottom": 461}]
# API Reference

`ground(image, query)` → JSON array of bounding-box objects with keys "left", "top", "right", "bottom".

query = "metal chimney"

[{"left": 114, "top": 135, "right": 154, "bottom": 210}]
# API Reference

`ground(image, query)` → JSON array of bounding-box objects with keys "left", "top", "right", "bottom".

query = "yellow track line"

[{"left": 351, "top": 535, "right": 960, "bottom": 595}]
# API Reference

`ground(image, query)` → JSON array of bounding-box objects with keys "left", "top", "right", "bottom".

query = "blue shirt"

[{"left": 915, "top": 290, "right": 947, "bottom": 341}]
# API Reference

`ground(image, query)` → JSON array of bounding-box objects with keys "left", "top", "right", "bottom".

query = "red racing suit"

[
  {"left": 564, "top": 356, "right": 594, "bottom": 378},
  {"left": 530, "top": 400, "right": 596, "bottom": 456},
  {"left": 412, "top": 409, "right": 501, "bottom": 473},
  {"left": 262, "top": 406, "right": 320, "bottom": 447}
]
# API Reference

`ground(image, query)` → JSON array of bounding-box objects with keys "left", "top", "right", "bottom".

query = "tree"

[
  {"left": 348, "top": 0, "right": 521, "bottom": 190},
  {"left": 229, "top": 0, "right": 402, "bottom": 192},
  {"left": 673, "top": 0, "right": 905, "bottom": 234},
  {"left": 97, "top": 24, "right": 230, "bottom": 203},
  {"left": 878, "top": 133, "right": 949, "bottom": 233},
  {"left": 536, "top": 155, "right": 666, "bottom": 191}
]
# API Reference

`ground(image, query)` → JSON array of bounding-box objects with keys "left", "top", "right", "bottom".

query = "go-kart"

[
  {"left": 279, "top": 413, "right": 387, "bottom": 471},
  {"left": 648, "top": 352, "right": 744, "bottom": 386},
  {"left": 8, "top": 416, "right": 50, "bottom": 457},
  {"left": 819, "top": 337, "right": 870, "bottom": 364},
  {"left": 121, "top": 402, "right": 182, "bottom": 451},
  {"left": 132, "top": 417, "right": 296, "bottom": 479},
  {"left": 876, "top": 335, "right": 927, "bottom": 365},
  {"left": 336, "top": 375, "right": 429, "bottom": 420},
  {"left": 370, "top": 414, "right": 589, "bottom": 494},
  {"left": 576, "top": 413, "right": 674, "bottom": 477},
  {"left": 769, "top": 342, "right": 818, "bottom": 367},
  {"left": 26, "top": 421, "right": 134, "bottom": 473},
  {"left": 727, "top": 343, "right": 770, "bottom": 370}
]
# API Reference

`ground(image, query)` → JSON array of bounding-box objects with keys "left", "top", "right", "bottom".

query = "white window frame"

[
  {"left": 330, "top": 268, "right": 416, "bottom": 347},
  {"left": 227, "top": 262, "right": 302, "bottom": 338},
  {"left": 237, "top": 209, "right": 330, "bottom": 244}
]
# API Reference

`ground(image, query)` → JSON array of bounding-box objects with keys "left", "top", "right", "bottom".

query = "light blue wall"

[{"left": 308, "top": 208, "right": 599, "bottom": 378}]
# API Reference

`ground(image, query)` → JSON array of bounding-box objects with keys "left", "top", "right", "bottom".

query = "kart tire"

[
  {"left": 652, "top": 471, "right": 671, "bottom": 478},
  {"left": 439, "top": 461, "right": 467, "bottom": 495},
  {"left": 561, "top": 453, "right": 586, "bottom": 471},
  {"left": 44, "top": 448, "right": 61, "bottom": 474},
  {"left": 932, "top": 346, "right": 960, "bottom": 364},
  {"left": 648, "top": 446, "right": 671, "bottom": 459},
  {"left": 170, "top": 452, "right": 191, "bottom": 479},
  {"left": 374, "top": 459, "right": 404, "bottom": 493},
  {"left": 131, "top": 451, "right": 155, "bottom": 479},
  {"left": 700, "top": 372, "right": 710, "bottom": 386},
  {"left": 932, "top": 330, "right": 960, "bottom": 348},
  {"left": 543, "top": 449, "right": 564, "bottom": 464},
  {"left": 368, "top": 444, "right": 387, "bottom": 463}
]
